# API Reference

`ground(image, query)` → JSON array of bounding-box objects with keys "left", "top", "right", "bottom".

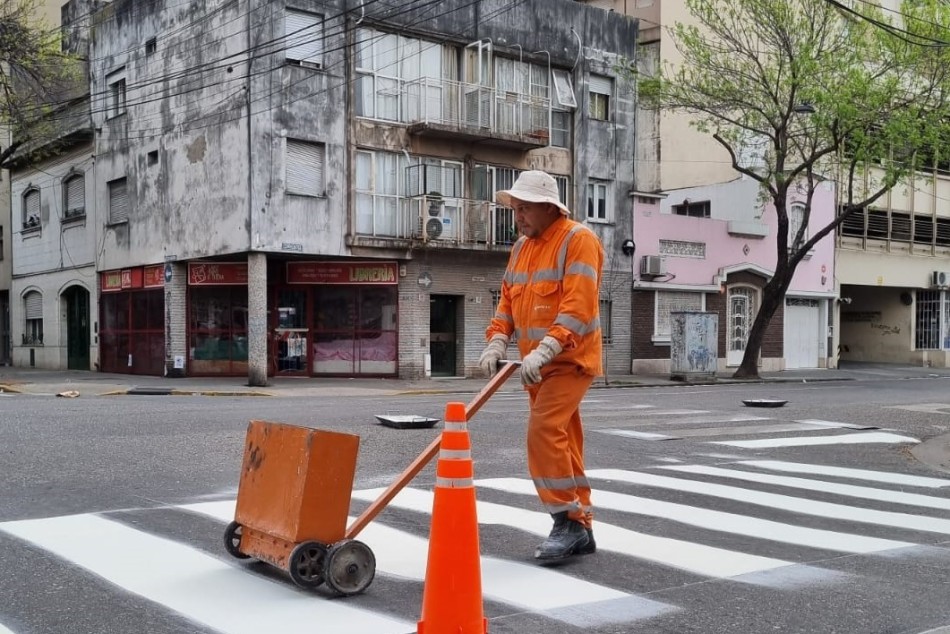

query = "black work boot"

[
  {"left": 574, "top": 528, "right": 596, "bottom": 555},
  {"left": 534, "top": 512, "right": 590, "bottom": 562}
]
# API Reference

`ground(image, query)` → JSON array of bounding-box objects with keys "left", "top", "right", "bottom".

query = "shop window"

[
  {"left": 23, "top": 188, "right": 40, "bottom": 229},
  {"left": 106, "top": 68, "right": 126, "bottom": 118},
  {"left": 100, "top": 289, "right": 164, "bottom": 375},
  {"left": 654, "top": 291, "right": 704, "bottom": 340},
  {"left": 63, "top": 173, "right": 85, "bottom": 219},
  {"left": 23, "top": 291, "right": 43, "bottom": 345},
  {"left": 589, "top": 74, "right": 611, "bottom": 121},
  {"left": 189, "top": 287, "right": 248, "bottom": 375},
  {"left": 108, "top": 177, "right": 129, "bottom": 224},
  {"left": 286, "top": 139, "right": 325, "bottom": 197},
  {"left": 285, "top": 9, "right": 323, "bottom": 67},
  {"left": 313, "top": 286, "right": 397, "bottom": 375}
]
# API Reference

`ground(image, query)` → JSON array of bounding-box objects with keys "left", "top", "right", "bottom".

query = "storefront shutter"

[
  {"left": 109, "top": 179, "right": 129, "bottom": 223},
  {"left": 286, "top": 140, "right": 325, "bottom": 196},
  {"left": 65, "top": 175, "right": 84, "bottom": 214},
  {"left": 24, "top": 292, "right": 42, "bottom": 320},
  {"left": 285, "top": 10, "right": 322, "bottom": 65}
]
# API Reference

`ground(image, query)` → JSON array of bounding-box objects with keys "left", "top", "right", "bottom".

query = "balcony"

[
  {"left": 402, "top": 78, "right": 551, "bottom": 150},
  {"left": 352, "top": 194, "right": 517, "bottom": 250}
]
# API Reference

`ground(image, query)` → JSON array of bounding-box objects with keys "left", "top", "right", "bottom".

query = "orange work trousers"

[{"left": 525, "top": 365, "right": 594, "bottom": 529}]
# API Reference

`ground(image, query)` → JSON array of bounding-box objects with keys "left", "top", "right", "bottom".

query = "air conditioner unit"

[
  {"left": 933, "top": 270, "right": 950, "bottom": 287},
  {"left": 640, "top": 255, "right": 665, "bottom": 277},
  {"left": 417, "top": 196, "right": 447, "bottom": 240}
]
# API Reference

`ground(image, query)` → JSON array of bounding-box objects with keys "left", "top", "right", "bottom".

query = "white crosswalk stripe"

[{"left": 2, "top": 459, "right": 950, "bottom": 634}]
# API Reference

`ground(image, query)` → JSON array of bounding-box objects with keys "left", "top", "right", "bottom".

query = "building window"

[
  {"left": 551, "top": 110, "right": 571, "bottom": 148},
  {"left": 63, "top": 174, "right": 85, "bottom": 219},
  {"left": 106, "top": 68, "right": 127, "bottom": 118},
  {"left": 108, "top": 178, "right": 129, "bottom": 224},
  {"left": 285, "top": 139, "right": 325, "bottom": 197},
  {"left": 672, "top": 200, "right": 711, "bottom": 218},
  {"left": 23, "top": 291, "right": 43, "bottom": 345},
  {"left": 145, "top": 37, "right": 157, "bottom": 56},
  {"left": 23, "top": 188, "right": 40, "bottom": 229},
  {"left": 355, "top": 149, "right": 412, "bottom": 237},
  {"left": 789, "top": 203, "right": 807, "bottom": 249},
  {"left": 285, "top": 9, "right": 323, "bottom": 67},
  {"left": 600, "top": 298, "right": 612, "bottom": 343},
  {"left": 915, "top": 290, "right": 949, "bottom": 350},
  {"left": 589, "top": 74, "right": 612, "bottom": 121},
  {"left": 355, "top": 28, "right": 445, "bottom": 122},
  {"left": 0, "top": 226, "right": 4, "bottom": 260},
  {"left": 586, "top": 180, "right": 610, "bottom": 222},
  {"left": 655, "top": 291, "right": 704, "bottom": 339}
]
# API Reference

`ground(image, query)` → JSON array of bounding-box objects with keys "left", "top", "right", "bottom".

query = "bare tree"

[
  {"left": 0, "top": 0, "right": 82, "bottom": 167},
  {"left": 631, "top": 0, "right": 950, "bottom": 378}
]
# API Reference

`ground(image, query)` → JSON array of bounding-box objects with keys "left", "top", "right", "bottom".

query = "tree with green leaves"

[
  {"left": 634, "top": 0, "right": 950, "bottom": 378},
  {"left": 0, "top": 0, "right": 81, "bottom": 167}
]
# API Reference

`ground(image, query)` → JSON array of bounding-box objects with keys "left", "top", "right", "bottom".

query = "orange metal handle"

[{"left": 344, "top": 361, "right": 520, "bottom": 539}]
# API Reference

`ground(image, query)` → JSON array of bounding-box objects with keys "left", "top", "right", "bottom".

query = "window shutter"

[
  {"left": 286, "top": 140, "right": 325, "bottom": 196},
  {"left": 24, "top": 292, "right": 42, "bottom": 320},
  {"left": 109, "top": 179, "right": 129, "bottom": 223},
  {"left": 657, "top": 291, "right": 703, "bottom": 336},
  {"left": 66, "top": 176, "right": 84, "bottom": 213},
  {"left": 286, "top": 10, "right": 322, "bottom": 65},
  {"left": 24, "top": 190, "right": 40, "bottom": 221},
  {"left": 589, "top": 74, "right": 612, "bottom": 96}
]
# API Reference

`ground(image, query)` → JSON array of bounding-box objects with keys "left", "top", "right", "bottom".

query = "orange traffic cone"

[{"left": 417, "top": 402, "right": 488, "bottom": 634}]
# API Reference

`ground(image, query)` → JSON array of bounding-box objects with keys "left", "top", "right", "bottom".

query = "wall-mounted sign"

[
  {"left": 144, "top": 265, "right": 165, "bottom": 288},
  {"left": 188, "top": 262, "right": 248, "bottom": 286},
  {"left": 101, "top": 267, "right": 144, "bottom": 292},
  {"left": 286, "top": 261, "right": 398, "bottom": 285}
]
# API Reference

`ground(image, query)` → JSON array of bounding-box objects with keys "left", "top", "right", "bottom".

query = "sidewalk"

[{"left": 2, "top": 361, "right": 948, "bottom": 398}]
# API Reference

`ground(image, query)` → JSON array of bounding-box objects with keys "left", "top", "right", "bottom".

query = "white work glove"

[
  {"left": 478, "top": 335, "right": 508, "bottom": 377},
  {"left": 521, "top": 336, "right": 562, "bottom": 385}
]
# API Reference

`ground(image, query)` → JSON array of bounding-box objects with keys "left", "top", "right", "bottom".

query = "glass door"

[{"left": 273, "top": 288, "right": 308, "bottom": 375}]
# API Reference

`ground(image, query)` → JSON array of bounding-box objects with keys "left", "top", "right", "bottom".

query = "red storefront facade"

[{"left": 99, "top": 265, "right": 165, "bottom": 375}]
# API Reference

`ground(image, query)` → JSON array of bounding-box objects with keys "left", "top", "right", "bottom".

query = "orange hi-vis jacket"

[{"left": 487, "top": 215, "right": 604, "bottom": 376}]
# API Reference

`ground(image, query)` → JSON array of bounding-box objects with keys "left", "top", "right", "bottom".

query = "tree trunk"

[{"left": 732, "top": 278, "right": 788, "bottom": 379}]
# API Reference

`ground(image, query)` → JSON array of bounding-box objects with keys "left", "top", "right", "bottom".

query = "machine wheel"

[
  {"left": 288, "top": 541, "right": 328, "bottom": 588},
  {"left": 323, "top": 539, "right": 376, "bottom": 596},
  {"left": 223, "top": 521, "right": 250, "bottom": 560}
]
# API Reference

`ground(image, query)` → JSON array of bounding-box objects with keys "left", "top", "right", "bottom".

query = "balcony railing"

[
  {"left": 402, "top": 77, "right": 551, "bottom": 147},
  {"left": 354, "top": 194, "right": 517, "bottom": 247}
]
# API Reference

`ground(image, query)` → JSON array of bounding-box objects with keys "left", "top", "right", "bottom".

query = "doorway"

[
  {"left": 64, "top": 286, "right": 90, "bottom": 370},
  {"left": 272, "top": 288, "right": 309, "bottom": 376},
  {"left": 430, "top": 295, "right": 459, "bottom": 376}
]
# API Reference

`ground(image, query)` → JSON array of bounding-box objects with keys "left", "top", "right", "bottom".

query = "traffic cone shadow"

[{"left": 417, "top": 402, "right": 488, "bottom": 634}]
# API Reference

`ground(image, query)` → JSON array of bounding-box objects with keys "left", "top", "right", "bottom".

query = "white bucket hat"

[{"left": 496, "top": 170, "right": 571, "bottom": 216}]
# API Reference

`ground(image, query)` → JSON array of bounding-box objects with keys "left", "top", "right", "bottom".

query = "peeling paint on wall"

[{"left": 186, "top": 135, "right": 206, "bottom": 164}]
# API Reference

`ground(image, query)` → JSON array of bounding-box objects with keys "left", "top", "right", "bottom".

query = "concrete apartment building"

[
  {"left": 588, "top": 0, "right": 837, "bottom": 373},
  {"left": 9, "top": 0, "right": 637, "bottom": 379}
]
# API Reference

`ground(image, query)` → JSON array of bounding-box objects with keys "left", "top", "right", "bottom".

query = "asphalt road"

[{"left": 2, "top": 376, "right": 950, "bottom": 634}]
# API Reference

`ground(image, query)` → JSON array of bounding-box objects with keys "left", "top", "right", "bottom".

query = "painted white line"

[
  {"left": 0, "top": 514, "right": 413, "bottom": 634},
  {"left": 795, "top": 419, "right": 878, "bottom": 430},
  {"left": 660, "top": 465, "right": 950, "bottom": 511},
  {"left": 350, "top": 487, "right": 792, "bottom": 578},
  {"left": 0, "top": 623, "right": 15, "bottom": 634},
  {"left": 598, "top": 430, "right": 677, "bottom": 441},
  {"left": 740, "top": 460, "right": 950, "bottom": 488},
  {"left": 588, "top": 469, "right": 950, "bottom": 535},
  {"left": 712, "top": 432, "right": 919, "bottom": 448},
  {"left": 663, "top": 423, "right": 838, "bottom": 439},
  {"left": 181, "top": 500, "right": 675, "bottom": 627},
  {"left": 476, "top": 477, "right": 913, "bottom": 554},
  {"left": 660, "top": 415, "right": 772, "bottom": 426}
]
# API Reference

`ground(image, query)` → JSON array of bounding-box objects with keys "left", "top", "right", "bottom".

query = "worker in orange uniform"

[{"left": 479, "top": 170, "right": 604, "bottom": 563}]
